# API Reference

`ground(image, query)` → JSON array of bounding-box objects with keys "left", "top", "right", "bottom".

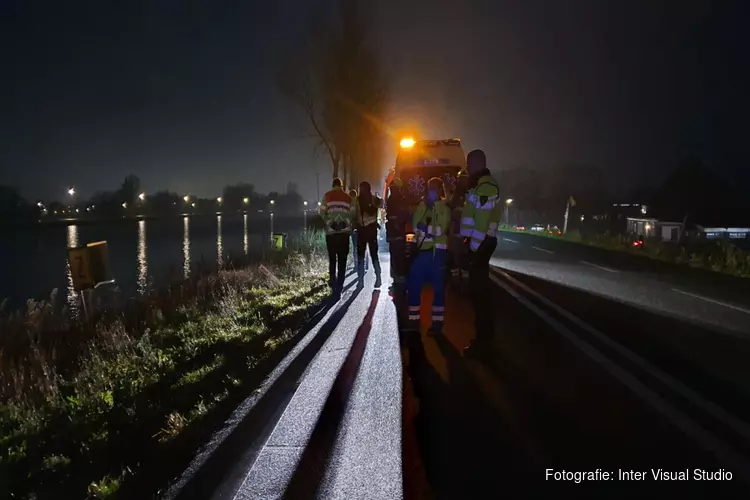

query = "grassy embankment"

[
  {"left": 1, "top": 231, "right": 331, "bottom": 499},
  {"left": 502, "top": 226, "right": 750, "bottom": 278}
]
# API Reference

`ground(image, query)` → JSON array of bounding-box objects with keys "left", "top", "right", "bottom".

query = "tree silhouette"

[{"left": 278, "top": 0, "right": 389, "bottom": 187}]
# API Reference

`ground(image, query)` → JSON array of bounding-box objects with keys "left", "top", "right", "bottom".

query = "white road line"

[
  {"left": 489, "top": 271, "right": 750, "bottom": 479},
  {"left": 579, "top": 260, "right": 619, "bottom": 273},
  {"left": 671, "top": 288, "right": 750, "bottom": 315},
  {"left": 503, "top": 237, "right": 519, "bottom": 243},
  {"left": 532, "top": 246, "right": 554, "bottom": 254}
]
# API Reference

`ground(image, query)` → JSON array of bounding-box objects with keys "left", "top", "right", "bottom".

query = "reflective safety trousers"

[{"left": 407, "top": 249, "right": 447, "bottom": 325}]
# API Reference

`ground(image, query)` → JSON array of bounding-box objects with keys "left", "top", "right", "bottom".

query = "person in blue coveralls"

[{"left": 406, "top": 177, "right": 451, "bottom": 335}]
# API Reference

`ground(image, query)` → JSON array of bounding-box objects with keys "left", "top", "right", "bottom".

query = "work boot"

[{"left": 402, "top": 319, "right": 420, "bottom": 333}]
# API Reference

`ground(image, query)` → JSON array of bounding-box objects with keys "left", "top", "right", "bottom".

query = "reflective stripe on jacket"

[
  {"left": 321, "top": 187, "right": 353, "bottom": 234},
  {"left": 413, "top": 199, "right": 451, "bottom": 251},
  {"left": 460, "top": 174, "right": 501, "bottom": 252}
]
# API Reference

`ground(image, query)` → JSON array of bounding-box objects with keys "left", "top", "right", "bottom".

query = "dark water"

[{"left": 0, "top": 213, "right": 308, "bottom": 310}]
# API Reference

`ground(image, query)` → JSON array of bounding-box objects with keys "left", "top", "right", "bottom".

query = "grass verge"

[
  {"left": 0, "top": 231, "right": 330, "bottom": 499},
  {"left": 502, "top": 226, "right": 750, "bottom": 278}
]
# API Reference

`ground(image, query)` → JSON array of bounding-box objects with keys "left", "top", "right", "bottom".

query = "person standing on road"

[
  {"left": 321, "top": 178, "right": 353, "bottom": 297},
  {"left": 386, "top": 177, "right": 409, "bottom": 288},
  {"left": 448, "top": 168, "right": 471, "bottom": 289},
  {"left": 354, "top": 181, "right": 382, "bottom": 287},
  {"left": 349, "top": 188, "right": 368, "bottom": 272},
  {"left": 460, "top": 149, "right": 501, "bottom": 359},
  {"left": 406, "top": 177, "right": 451, "bottom": 335}
]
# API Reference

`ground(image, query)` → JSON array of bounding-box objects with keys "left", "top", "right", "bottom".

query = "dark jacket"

[{"left": 386, "top": 191, "right": 409, "bottom": 240}]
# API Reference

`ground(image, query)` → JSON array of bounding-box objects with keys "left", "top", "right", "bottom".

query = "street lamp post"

[
  {"left": 269, "top": 200, "right": 275, "bottom": 236},
  {"left": 505, "top": 198, "right": 513, "bottom": 227},
  {"left": 303, "top": 200, "right": 308, "bottom": 230}
]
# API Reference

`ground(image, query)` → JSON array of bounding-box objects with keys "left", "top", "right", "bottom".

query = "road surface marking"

[
  {"left": 531, "top": 246, "right": 554, "bottom": 254},
  {"left": 492, "top": 269, "right": 750, "bottom": 446},
  {"left": 671, "top": 288, "right": 750, "bottom": 315},
  {"left": 489, "top": 271, "right": 750, "bottom": 478},
  {"left": 503, "top": 237, "right": 519, "bottom": 243},
  {"left": 579, "top": 260, "right": 619, "bottom": 273}
]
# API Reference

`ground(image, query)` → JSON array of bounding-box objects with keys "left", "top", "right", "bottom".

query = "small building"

[{"left": 626, "top": 217, "right": 683, "bottom": 241}]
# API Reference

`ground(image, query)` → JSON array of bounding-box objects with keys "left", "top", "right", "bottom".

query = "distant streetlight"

[
  {"left": 217, "top": 196, "right": 223, "bottom": 204},
  {"left": 505, "top": 199, "right": 513, "bottom": 226},
  {"left": 37, "top": 201, "right": 43, "bottom": 208},
  {"left": 243, "top": 197, "right": 249, "bottom": 204},
  {"left": 183, "top": 195, "right": 190, "bottom": 203},
  {"left": 122, "top": 202, "right": 127, "bottom": 208},
  {"left": 191, "top": 202, "right": 196, "bottom": 208},
  {"left": 270, "top": 199, "right": 275, "bottom": 205},
  {"left": 138, "top": 192, "right": 146, "bottom": 201},
  {"left": 75, "top": 208, "right": 80, "bottom": 213},
  {"left": 303, "top": 200, "right": 308, "bottom": 206},
  {"left": 317, "top": 201, "right": 322, "bottom": 207},
  {"left": 68, "top": 187, "right": 75, "bottom": 197}
]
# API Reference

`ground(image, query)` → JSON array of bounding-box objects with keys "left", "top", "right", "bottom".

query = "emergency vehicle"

[
  {"left": 385, "top": 137, "right": 466, "bottom": 206},
  {"left": 384, "top": 137, "right": 467, "bottom": 271}
]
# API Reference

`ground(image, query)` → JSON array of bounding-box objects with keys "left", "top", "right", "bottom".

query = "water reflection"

[
  {"left": 216, "top": 215, "right": 223, "bottom": 267},
  {"left": 137, "top": 220, "right": 147, "bottom": 294},
  {"left": 243, "top": 214, "right": 249, "bottom": 256},
  {"left": 183, "top": 216, "right": 190, "bottom": 279},
  {"left": 65, "top": 225, "right": 79, "bottom": 315}
]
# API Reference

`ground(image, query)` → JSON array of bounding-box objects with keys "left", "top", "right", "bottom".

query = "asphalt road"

[
  {"left": 492, "top": 231, "right": 750, "bottom": 336},
  {"left": 407, "top": 270, "right": 750, "bottom": 498}
]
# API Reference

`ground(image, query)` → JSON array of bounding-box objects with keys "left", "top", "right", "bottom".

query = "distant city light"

[
  {"left": 37, "top": 201, "right": 43, "bottom": 208},
  {"left": 139, "top": 192, "right": 146, "bottom": 201},
  {"left": 303, "top": 200, "right": 308, "bottom": 206},
  {"left": 317, "top": 201, "right": 321, "bottom": 206},
  {"left": 243, "top": 197, "right": 249, "bottom": 204},
  {"left": 75, "top": 208, "right": 80, "bottom": 213},
  {"left": 191, "top": 202, "right": 196, "bottom": 208},
  {"left": 183, "top": 195, "right": 190, "bottom": 202},
  {"left": 68, "top": 187, "right": 75, "bottom": 196},
  {"left": 122, "top": 202, "right": 127, "bottom": 208},
  {"left": 270, "top": 200, "right": 275, "bottom": 205},
  {"left": 506, "top": 198, "right": 513, "bottom": 205},
  {"left": 217, "top": 197, "right": 223, "bottom": 203}
]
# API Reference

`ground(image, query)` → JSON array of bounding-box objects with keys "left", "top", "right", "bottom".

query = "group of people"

[
  {"left": 320, "top": 148, "right": 500, "bottom": 359},
  {"left": 320, "top": 178, "right": 382, "bottom": 298}
]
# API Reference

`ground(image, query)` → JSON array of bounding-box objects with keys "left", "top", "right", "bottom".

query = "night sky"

[{"left": 2, "top": 0, "right": 748, "bottom": 202}]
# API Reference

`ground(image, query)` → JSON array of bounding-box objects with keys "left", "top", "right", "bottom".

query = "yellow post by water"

[{"left": 272, "top": 233, "right": 286, "bottom": 249}]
